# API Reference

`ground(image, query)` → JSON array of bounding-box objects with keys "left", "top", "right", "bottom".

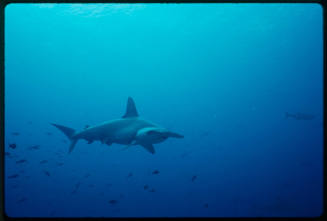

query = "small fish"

[
  {"left": 11, "top": 132, "right": 20, "bottom": 136},
  {"left": 149, "top": 188, "right": 156, "bottom": 192},
  {"left": 201, "top": 131, "right": 210, "bottom": 137},
  {"left": 56, "top": 162, "right": 64, "bottom": 166},
  {"left": 8, "top": 174, "right": 19, "bottom": 179},
  {"left": 285, "top": 112, "right": 316, "bottom": 120},
  {"left": 5, "top": 152, "right": 11, "bottom": 157},
  {"left": 55, "top": 152, "right": 63, "bottom": 157},
  {"left": 180, "top": 151, "right": 191, "bottom": 158},
  {"left": 46, "top": 132, "right": 52, "bottom": 136},
  {"left": 9, "top": 143, "right": 17, "bottom": 149},
  {"left": 298, "top": 161, "right": 313, "bottom": 168},
  {"left": 40, "top": 160, "right": 48, "bottom": 164},
  {"left": 84, "top": 173, "right": 91, "bottom": 178},
  {"left": 11, "top": 184, "right": 19, "bottom": 189},
  {"left": 16, "top": 159, "right": 27, "bottom": 164},
  {"left": 74, "top": 182, "right": 81, "bottom": 190},
  {"left": 127, "top": 172, "right": 133, "bottom": 178},
  {"left": 152, "top": 170, "right": 160, "bottom": 175},
  {"left": 28, "top": 145, "right": 40, "bottom": 150},
  {"left": 44, "top": 171, "right": 51, "bottom": 176},
  {"left": 191, "top": 175, "right": 197, "bottom": 182},
  {"left": 84, "top": 125, "right": 90, "bottom": 129},
  {"left": 204, "top": 203, "right": 209, "bottom": 208},
  {"left": 17, "top": 197, "right": 27, "bottom": 203},
  {"left": 109, "top": 200, "right": 118, "bottom": 205},
  {"left": 144, "top": 185, "right": 149, "bottom": 190}
]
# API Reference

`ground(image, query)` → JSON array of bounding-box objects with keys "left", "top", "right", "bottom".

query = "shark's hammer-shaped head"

[{"left": 134, "top": 127, "right": 184, "bottom": 145}]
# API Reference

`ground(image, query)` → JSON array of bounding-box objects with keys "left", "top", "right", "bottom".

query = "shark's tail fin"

[{"left": 50, "top": 123, "right": 78, "bottom": 153}]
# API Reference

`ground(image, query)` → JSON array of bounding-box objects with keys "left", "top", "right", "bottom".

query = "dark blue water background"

[{"left": 4, "top": 3, "right": 323, "bottom": 217}]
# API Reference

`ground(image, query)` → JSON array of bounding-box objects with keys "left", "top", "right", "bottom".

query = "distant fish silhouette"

[
  {"left": 5, "top": 152, "right": 11, "bottom": 157},
  {"left": 204, "top": 203, "right": 209, "bottom": 208},
  {"left": 40, "top": 160, "right": 48, "bottom": 164},
  {"left": 9, "top": 143, "right": 17, "bottom": 149},
  {"left": 71, "top": 182, "right": 81, "bottom": 194},
  {"left": 127, "top": 172, "right": 133, "bottom": 178},
  {"left": 84, "top": 173, "right": 91, "bottom": 178},
  {"left": 75, "top": 182, "right": 81, "bottom": 189},
  {"left": 201, "top": 131, "right": 210, "bottom": 137},
  {"left": 191, "top": 175, "right": 197, "bottom": 182},
  {"left": 11, "top": 132, "right": 20, "bottom": 136},
  {"left": 28, "top": 145, "right": 40, "bottom": 150},
  {"left": 56, "top": 162, "right": 64, "bottom": 166},
  {"left": 84, "top": 125, "right": 90, "bottom": 129},
  {"left": 143, "top": 185, "right": 149, "bottom": 190},
  {"left": 180, "top": 151, "right": 192, "bottom": 158},
  {"left": 46, "top": 132, "right": 52, "bottom": 136},
  {"left": 285, "top": 112, "right": 316, "bottom": 120},
  {"left": 109, "top": 200, "right": 118, "bottom": 205},
  {"left": 152, "top": 170, "right": 160, "bottom": 175},
  {"left": 44, "top": 171, "right": 51, "bottom": 176},
  {"left": 8, "top": 174, "right": 19, "bottom": 179},
  {"left": 11, "top": 184, "right": 19, "bottom": 189},
  {"left": 17, "top": 197, "right": 27, "bottom": 203},
  {"left": 16, "top": 159, "right": 27, "bottom": 164},
  {"left": 149, "top": 188, "right": 156, "bottom": 192}
]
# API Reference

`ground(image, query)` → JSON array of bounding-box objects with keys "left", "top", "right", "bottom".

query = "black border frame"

[{"left": 0, "top": 0, "right": 325, "bottom": 220}]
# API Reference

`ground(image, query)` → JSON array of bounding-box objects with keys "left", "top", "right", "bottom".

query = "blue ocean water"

[{"left": 4, "top": 3, "right": 323, "bottom": 217}]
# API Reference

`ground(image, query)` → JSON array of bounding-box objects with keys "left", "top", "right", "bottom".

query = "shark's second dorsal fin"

[{"left": 122, "top": 97, "right": 139, "bottom": 118}]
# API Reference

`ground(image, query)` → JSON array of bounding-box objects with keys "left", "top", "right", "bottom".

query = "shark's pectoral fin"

[
  {"left": 100, "top": 138, "right": 112, "bottom": 145},
  {"left": 140, "top": 143, "right": 155, "bottom": 154}
]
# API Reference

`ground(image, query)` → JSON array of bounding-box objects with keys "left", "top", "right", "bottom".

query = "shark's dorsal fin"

[{"left": 122, "top": 97, "right": 139, "bottom": 118}]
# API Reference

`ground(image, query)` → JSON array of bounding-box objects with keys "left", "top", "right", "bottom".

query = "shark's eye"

[{"left": 147, "top": 130, "right": 157, "bottom": 135}]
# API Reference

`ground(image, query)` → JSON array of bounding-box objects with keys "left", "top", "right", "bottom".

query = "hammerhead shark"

[{"left": 51, "top": 97, "right": 184, "bottom": 154}]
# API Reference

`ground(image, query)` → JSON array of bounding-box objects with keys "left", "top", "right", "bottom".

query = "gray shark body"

[
  {"left": 285, "top": 112, "right": 316, "bottom": 120},
  {"left": 51, "top": 97, "right": 183, "bottom": 154}
]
